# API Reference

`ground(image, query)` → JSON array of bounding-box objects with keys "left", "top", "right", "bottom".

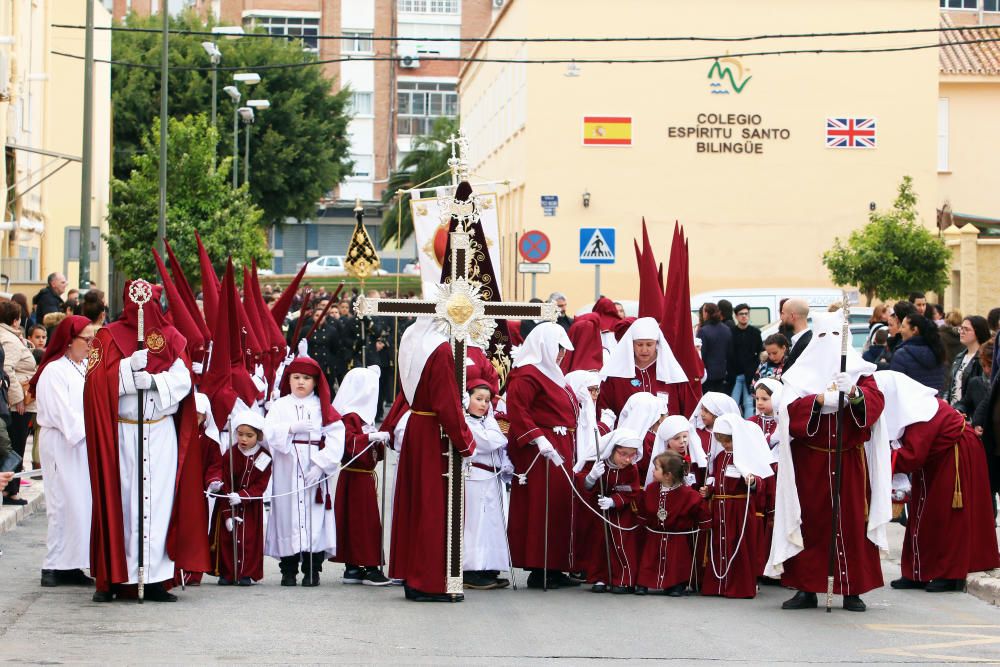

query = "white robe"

[
  {"left": 35, "top": 356, "right": 91, "bottom": 570},
  {"left": 263, "top": 393, "right": 345, "bottom": 558},
  {"left": 463, "top": 412, "right": 511, "bottom": 572},
  {"left": 116, "top": 356, "right": 191, "bottom": 585}
]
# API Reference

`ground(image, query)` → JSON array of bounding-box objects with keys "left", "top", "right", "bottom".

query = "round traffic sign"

[{"left": 519, "top": 230, "right": 551, "bottom": 263}]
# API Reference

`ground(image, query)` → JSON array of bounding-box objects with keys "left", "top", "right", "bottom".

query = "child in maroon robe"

[
  {"left": 573, "top": 430, "right": 642, "bottom": 593},
  {"left": 331, "top": 366, "right": 391, "bottom": 586},
  {"left": 209, "top": 411, "right": 272, "bottom": 585},
  {"left": 747, "top": 379, "right": 781, "bottom": 580},
  {"left": 636, "top": 451, "right": 708, "bottom": 596}
]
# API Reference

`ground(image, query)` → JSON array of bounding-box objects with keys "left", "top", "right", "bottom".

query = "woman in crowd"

[
  {"left": 943, "top": 315, "right": 989, "bottom": 411},
  {"left": 0, "top": 301, "right": 37, "bottom": 506},
  {"left": 890, "top": 313, "right": 947, "bottom": 393},
  {"left": 696, "top": 303, "right": 732, "bottom": 394}
]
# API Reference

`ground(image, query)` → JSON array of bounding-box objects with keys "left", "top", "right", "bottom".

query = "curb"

[
  {"left": 0, "top": 482, "right": 44, "bottom": 536},
  {"left": 966, "top": 570, "right": 1000, "bottom": 606}
]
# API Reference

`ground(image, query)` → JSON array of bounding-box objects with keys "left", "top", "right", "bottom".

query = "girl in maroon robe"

[
  {"left": 507, "top": 323, "right": 579, "bottom": 590},
  {"left": 573, "top": 430, "right": 642, "bottom": 593},
  {"left": 637, "top": 451, "right": 708, "bottom": 596},
  {"left": 748, "top": 379, "right": 782, "bottom": 579},
  {"left": 331, "top": 366, "right": 391, "bottom": 586},
  {"left": 209, "top": 411, "right": 271, "bottom": 585}
]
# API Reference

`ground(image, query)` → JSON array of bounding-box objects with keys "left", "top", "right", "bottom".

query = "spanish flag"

[{"left": 583, "top": 116, "right": 632, "bottom": 146}]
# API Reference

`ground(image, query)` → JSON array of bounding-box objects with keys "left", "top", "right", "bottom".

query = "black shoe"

[
  {"left": 782, "top": 590, "right": 818, "bottom": 610},
  {"left": 843, "top": 595, "right": 866, "bottom": 612},
  {"left": 343, "top": 566, "right": 365, "bottom": 584},
  {"left": 3, "top": 496, "right": 27, "bottom": 506},
  {"left": 926, "top": 578, "right": 963, "bottom": 592},
  {"left": 40, "top": 570, "right": 58, "bottom": 587},
  {"left": 404, "top": 585, "right": 463, "bottom": 602},
  {"left": 610, "top": 585, "right": 631, "bottom": 594},
  {"left": 526, "top": 570, "right": 559, "bottom": 590},
  {"left": 463, "top": 571, "right": 499, "bottom": 590},
  {"left": 280, "top": 573, "right": 297, "bottom": 587},
  {"left": 566, "top": 571, "right": 587, "bottom": 584},
  {"left": 361, "top": 568, "right": 391, "bottom": 587},
  {"left": 144, "top": 584, "right": 178, "bottom": 602},
  {"left": 57, "top": 569, "right": 94, "bottom": 586},
  {"left": 494, "top": 578, "right": 510, "bottom": 589},
  {"left": 666, "top": 584, "right": 686, "bottom": 597},
  {"left": 237, "top": 578, "right": 254, "bottom": 586},
  {"left": 301, "top": 572, "right": 320, "bottom": 587},
  {"left": 217, "top": 577, "right": 233, "bottom": 586},
  {"left": 891, "top": 576, "right": 926, "bottom": 590},
  {"left": 635, "top": 586, "right": 648, "bottom": 596},
  {"left": 553, "top": 571, "right": 580, "bottom": 587},
  {"left": 92, "top": 590, "right": 115, "bottom": 603},
  {"left": 757, "top": 576, "right": 782, "bottom": 587},
  {"left": 591, "top": 582, "right": 608, "bottom": 593}
]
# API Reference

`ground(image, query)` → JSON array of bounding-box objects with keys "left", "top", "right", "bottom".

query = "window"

[
  {"left": 349, "top": 92, "right": 373, "bottom": 116},
  {"left": 343, "top": 30, "right": 373, "bottom": 54},
  {"left": 350, "top": 154, "right": 373, "bottom": 179},
  {"left": 397, "top": 81, "right": 458, "bottom": 136},
  {"left": 245, "top": 15, "right": 320, "bottom": 53},
  {"left": 938, "top": 97, "right": 950, "bottom": 172},
  {"left": 940, "top": 0, "right": 981, "bottom": 7},
  {"left": 398, "top": 0, "right": 459, "bottom": 13}
]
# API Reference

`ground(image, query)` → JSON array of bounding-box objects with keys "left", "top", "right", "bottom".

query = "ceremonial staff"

[
  {"left": 826, "top": 292, "right": 851, "bottom": 613},
  {"left": 128, "top": 279, "right": 153, "bottom": 603},
  {"left": 593, "top": 428, "right": 614, "bottom": 590},
  {"left": 227, "top": 416, "right": 238, "bottom": 582}
]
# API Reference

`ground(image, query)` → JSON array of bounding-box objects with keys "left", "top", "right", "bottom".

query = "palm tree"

[{"left": 380, "top": 117, "right": 459, "bottom": 247}]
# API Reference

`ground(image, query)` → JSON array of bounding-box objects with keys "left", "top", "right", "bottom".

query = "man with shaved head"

[{"left": 781, "top": 298, "right": 812, "bottom": 371}]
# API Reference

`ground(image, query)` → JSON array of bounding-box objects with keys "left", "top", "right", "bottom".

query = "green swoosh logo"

[{"left": 708, "top": 60, "right": 752, "bottom": 94}]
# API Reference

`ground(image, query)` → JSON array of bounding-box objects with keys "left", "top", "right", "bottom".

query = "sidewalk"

[{"left": 0, "top": 469, "right": 44, "bottom": 539}]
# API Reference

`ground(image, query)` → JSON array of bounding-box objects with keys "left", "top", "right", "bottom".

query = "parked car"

[
  {"left": 300, "top": 255, "right": 387, "bottom": 275},
  {"left": 402, "top": 262, "right": 421, "bottom": 275},
  {"left": 689, "top": 288, "right": 856, "bottom": 328}
]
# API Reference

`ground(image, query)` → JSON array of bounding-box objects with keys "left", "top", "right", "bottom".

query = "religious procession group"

[{"left": 24, "top": 206, "right": 1000, "bottom": 611}]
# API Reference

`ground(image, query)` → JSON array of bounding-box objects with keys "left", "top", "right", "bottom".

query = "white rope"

[
  {"left": 205, "top": 441, "right": 377, "bottom": 501},
  {"left": 706, "top": 488, "right": 753, "bottom": 582}
]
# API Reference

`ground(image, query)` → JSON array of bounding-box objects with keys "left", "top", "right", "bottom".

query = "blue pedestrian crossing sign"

[{"left": 579, "top": 228, "right": 615, "bottom": 264}]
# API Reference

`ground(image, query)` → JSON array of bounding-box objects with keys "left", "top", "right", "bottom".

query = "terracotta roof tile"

[{"left": 940, "top": 12, "right": 1000, "bottom": 75}]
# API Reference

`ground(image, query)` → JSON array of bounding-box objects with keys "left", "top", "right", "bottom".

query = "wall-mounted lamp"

[
  {"left": 582, "top": 189, "right": 591, "bottom": 208},
  {"left": 869, "top": 201, "right": 877, "bottom": 212}
]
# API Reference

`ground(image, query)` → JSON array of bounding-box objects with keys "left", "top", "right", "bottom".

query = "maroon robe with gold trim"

[
  {"left": 637, "top": 482, "right": 707, "bottom": 590},
  {"left": 332, "top": 412, "right": 384, "bottom": 567},
  {"left": 573, "top": 463, "right": 641, "bottom": 587},
  {"left": 209, "top": 445, "right": 271, "bottom": 581},
  {"left": 702, "top": 450, "right": 759, "bottom": 598},
  {"left": 597, "top": 367, "right": 682, "bottom": 418}
]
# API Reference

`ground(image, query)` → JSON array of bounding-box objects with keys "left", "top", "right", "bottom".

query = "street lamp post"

[
  {"left": 201, "top": 41, "right": 221, "bottom": 170},
  {"left": 223, "top": 85, "right": 241, "bottom": 187},
  {"left": 244, "top": 99, "right": 270, "bottom": 187}
]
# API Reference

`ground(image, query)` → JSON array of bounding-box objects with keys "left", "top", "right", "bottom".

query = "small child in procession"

[
  {"left": 690, "top": 393, "right": 741, "bottom": 460},
  {"left": 636, "top": 451, "right": 708, "bottom": 596},
  {"left": 574, "top": 429, "right": 642, "bottom": 594},
  {"left": 646, "top": 415, "right": 707, "bottom": 487},
  {"left": 209, "top": 411, "right": 272, "bottom": 586},
  {"left": 748, "top": 379, "right": 782, "bottom": 446},
  {"left": 462, "top": 368, "right": 514, "bottom": 590},
  {"left": 700, "top": 415, "right": 774, "bottom": 599},
  {"left": 331, "top": 365, "right": 392, "bottom": 587},
  {"left": 748, "top": 379, "right": 782, "bottom": 580}
]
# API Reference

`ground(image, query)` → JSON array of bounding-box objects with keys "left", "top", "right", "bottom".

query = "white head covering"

[
  {"left": 513, "top": 322, "right": 573, "bottom": 385},
  {"left": 689, "top": 392, "right": 740, "bottom": 430},
  {"left": 233, "top": 409, "right": 266, "bottom": 441},
  {"left": 598, "top": 428, "right": 644, "bottom": 464},
  {"left": 194, "top": 391, "right": 221, "bottom": 446},
  {"left": 567, "top": 370, "right": 603, "bottom": 473},
  {"left": 646, "top": 414, "right": 706, "bottom": 486},
  {"left": 766, "top": 310, "right": 889, "bottom": 579},
  {"left": 398, "top": 318, "right": 448, "bottom": 404},
  {"left": 754, "top": 378, "right": 784, "bottom": 414},
  {"left": 872, "top": 370, "right": 939, "bottom": 441},
  {"left": 333, "top": 365, "right": 382, "bottom": 425},
  {"left": 601, "top": 317, "right": 687, "bottom": 383},
  {"left": 709, "top": 414, "right": 775, "bottom": 479}
]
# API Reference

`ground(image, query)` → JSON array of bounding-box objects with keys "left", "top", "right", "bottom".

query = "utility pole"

[{"left": 78, "top": 0, "right": 94, "bottom": 289}]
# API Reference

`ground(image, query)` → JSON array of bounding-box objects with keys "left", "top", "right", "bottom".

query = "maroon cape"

[
  {"left": 209, "top": 445, "right": 272, "bottom": 581},
  {"left": 506, "top": 365, "right": 579, "bottom": 571},
  {"left": 332, "top": 412, "right": 384, "bottom": 567},
  {"left": 780, "top": 375, "right": 885, "bottom": 596},
  {"left": 895, "top": 399, "right": 1000, "bottom": 581},
  {"left": 388, "top": 343, "right": 475, "bottom": 594},
  {"left": 84, "top": 325, "right": 210, "bottom": 592}
]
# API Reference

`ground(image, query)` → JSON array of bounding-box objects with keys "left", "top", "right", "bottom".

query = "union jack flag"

[{"left": 826, "top": 118, "right": 877, "bottom": 149}]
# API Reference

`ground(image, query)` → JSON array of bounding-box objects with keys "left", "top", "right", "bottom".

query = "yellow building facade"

[
  {"left": 2, "top": 0, "right": 111, "bottom": 297},
  {"left": 460, "top": 0, "right": 940, "bottom": 310}
]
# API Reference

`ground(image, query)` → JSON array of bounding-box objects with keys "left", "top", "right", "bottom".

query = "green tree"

[
  {"left": 107, "top": 114, "right": 269, "bottom": 283},
  {"left": 112, "top": 11, "right": 352, "bottom": 225},
  {"left": 822, "top": 176, "right": 950, "bottom": 304},
  {"left": 380, "top": 117, "right": 459, "bottom": 246}
]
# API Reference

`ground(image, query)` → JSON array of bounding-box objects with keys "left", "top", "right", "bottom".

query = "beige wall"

[
  {"left": 938, "top": 78, "right": 1000, "bottom": 220},
  {"left": 461, "top": 0, "right": 940, "bottom": 310}
]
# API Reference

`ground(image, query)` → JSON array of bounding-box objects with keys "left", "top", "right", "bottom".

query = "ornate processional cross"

[{"left": 355, "top": 222, "right": 557, "bottom": 599}]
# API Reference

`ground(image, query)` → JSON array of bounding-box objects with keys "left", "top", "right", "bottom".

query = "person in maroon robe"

[
  {"left": 389, "top": 319, "right": 476, "bottom": 602},
  {"left": 598, "top": 317, "right": 689, "bottom": 419},
  {"left": 748, "top": 379, "right": 781, "bottom": 580},
  {"left": 873, "top": 371, "right": 1000, "bottom": 591},
  {"left": 84, "top": 281, "right": 209, "bottom": 603},
  {"left": 506, "top": 323, "right": 579, "bottom": 589},
  {"left": 767, "top": 311, "right": 888, "bottom": 613},
  {"left": 209, "top": 411, "right": 271, "bottom": 585}
]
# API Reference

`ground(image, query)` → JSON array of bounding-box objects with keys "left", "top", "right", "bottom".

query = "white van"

[{"left": 690, "top": 288, "right": 855, "bottom": 328}]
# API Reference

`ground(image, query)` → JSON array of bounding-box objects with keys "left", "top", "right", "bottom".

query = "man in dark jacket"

[
  {"left": 31, "top": 273, "right": 67, "bottom": 323},
  {"left": 728, "top": 303, "right": 763, "bottom": 417}
]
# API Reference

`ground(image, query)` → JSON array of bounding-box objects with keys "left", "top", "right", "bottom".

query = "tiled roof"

[{"left": 940, "top": 12, "right": 1000, "bottom": 75}]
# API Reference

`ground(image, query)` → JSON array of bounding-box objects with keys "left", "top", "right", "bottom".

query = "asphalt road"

[{"left": 3, "top": 503, "right": 1000, "bottom": 665}]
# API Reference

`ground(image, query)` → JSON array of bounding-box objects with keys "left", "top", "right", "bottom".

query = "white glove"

[
  {"left": 462, "top": 392, "right": 471, "bottom": 411},
  {"left": 767, "top": 431, "right": 780, "bottom": 448},
  {"left": 254, "top": 363, "right": 265, "bottom": 379},
  {"left": 534, "top": 436, "right": 564, "bottom": 467},
  {"left": 252, "top": 373, "right": 267, "bottom": 393},
  {"left": 133, "top": 371, "right": 153, "bottom": 390},
  {"left": 597, "top": 496, "right": 615, "bottom": 511},
  {"left": 297, "top": 338, "right": 309, "bottom": 357},
  {"left": 683, "top": 473, "right": 697, "bottom": 486},
  {"left": 290, "top": 420, "right": 313, "bottom": 435},
  {"left": 368, "top": 431, "right": 391, "bottom": 444},
  {"left": 890, "top": 439, "right": 902, "bottom": 451},
  {"left": 129, "top": 349, "right": 148, "bottom": 371},
  {"left": 228, "top": 492, "right": 242, "bottom": 506},
  {"left": 500, "top": 461, "right": 515, "bottom": 477},
  {"left": 705, "top": 476, "right": 716, "bottom": 488},
  {"left": 892, "top": 472, "right": 911, "bottom": 496},
  {"left": 225, "top": 517, "right": 234, "bottom": 532},
  {"left": 600, "top": 409, "right": 616, "bottom": 429},
  {"left": 191, "top": 361, "right": 204, "bottom": 375},
  {"left": 303, "top": 466, "right": 323, "bottom": 487},
  {"left": 586, "top": 459, "right": 607, "bottom": 484},
  {"left": 833, "top": 371, "right": 852, "bottom": 395},
  {"left": 822, "top": 391, "right": 841, "bottom": 412},
  {"left": 208, "top": 480, "right": 224, "bottom": 493}
]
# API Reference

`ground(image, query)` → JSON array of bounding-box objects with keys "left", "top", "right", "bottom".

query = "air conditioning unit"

[{"left": 398, "top": 44, "right": 420, "bottom": 69}]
